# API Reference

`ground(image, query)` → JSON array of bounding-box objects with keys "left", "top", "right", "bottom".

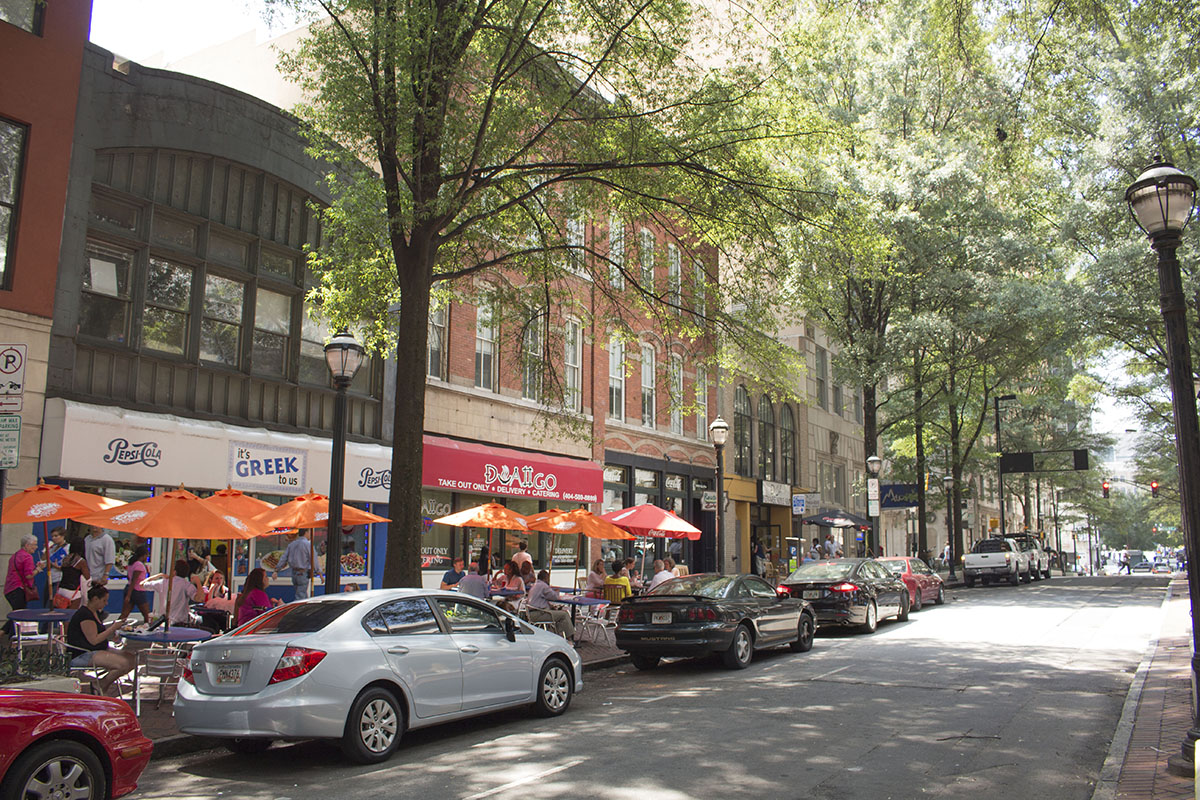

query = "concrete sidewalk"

[
  {"left": 131, "top": 632, "right": 627, "bottom": 760},
  {"left": 1093, "top": 576, "right": 1196, "bottom": 800}
]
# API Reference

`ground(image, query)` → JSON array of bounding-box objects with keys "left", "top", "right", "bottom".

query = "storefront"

[
  {"left": 603, "top": 451, "right": 716, "bottom": 575},
  {"left": 39, "top": 399, "right": 603, "bottom": 601}
]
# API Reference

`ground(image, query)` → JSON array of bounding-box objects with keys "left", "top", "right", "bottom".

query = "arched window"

[
  {"left": 758, "top": 396, "right": 775, "bottom": 480},
  {"left": 734, "top": 385, "right": 752, "bottom": 475},
  {"left": 780, "top": 404, "right": 796, "bottom": 485}
]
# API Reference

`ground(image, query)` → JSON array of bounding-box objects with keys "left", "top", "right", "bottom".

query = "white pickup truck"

[{"left": 962, "top": 537, "right": 1029, "bottom": 587}]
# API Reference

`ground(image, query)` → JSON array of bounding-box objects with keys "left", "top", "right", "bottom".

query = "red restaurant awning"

[{"left": 422, "top": 435, "right": 602, "bottom": 504}]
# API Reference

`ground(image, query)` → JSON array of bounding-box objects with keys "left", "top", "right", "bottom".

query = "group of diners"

[{"left": 586, "top": 556, "right": 684, "bottom": 600}]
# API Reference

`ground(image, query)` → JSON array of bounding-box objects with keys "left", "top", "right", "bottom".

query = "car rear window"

[
  {"left": 973, "top": 539, "right": 1009, "bottom": 553},
  {"left": 879, "top": 560, "right": 906, "bottom": 575},
  {"left": 785, "top": 562, "right": 855, "bottom": 582},
  {"left": 231, "top": 600, "right": 356, "bottom": 636},
  {"left": 648, "top": 575, "right": 735, "bottom": 598}
]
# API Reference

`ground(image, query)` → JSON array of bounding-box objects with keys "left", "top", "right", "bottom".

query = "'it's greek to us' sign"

[{"left": 228, "top": 440, "right": 307, "bottom": 493}]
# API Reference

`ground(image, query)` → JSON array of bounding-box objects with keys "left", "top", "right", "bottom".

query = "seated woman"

[
  {"left": 585, "top": 559, "right": 607, "bottom": 598},
  {"left": 518, "top": 560, "right": 536, "bottom": 591},
  {"left": 489, "top": 561, "right": 525, "bottom": 606},
  {"left": 233, "top": 567, "right": 282, "bottom": 628},
  {"left": 67, "top": 585, "right": 136, "bottom": 696},
  {"left": 604, "top": 560, "right": 633, "bottom": 602},
  {"left": 200, "top": 570, "right": 231, "bottom": 603}
]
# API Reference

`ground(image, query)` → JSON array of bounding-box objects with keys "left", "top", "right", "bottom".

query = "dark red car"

[
  {"left": 877, "top": 557, "right": 945, "bottom": 611},
  {"left": 0, "top": 689, "right": 153, "bottom": 799}
]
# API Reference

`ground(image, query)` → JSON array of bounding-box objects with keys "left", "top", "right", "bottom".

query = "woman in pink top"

[
  {"left": 3, "top": 534, "right": 44, "bottom": 637},
  {"left": 120, "top": 544, "right": 151, "bottom": 624},
  {"left": 233, "top": 568, "right": 280, "bottom": 628}
]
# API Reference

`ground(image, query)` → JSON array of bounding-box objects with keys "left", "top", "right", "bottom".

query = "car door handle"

[
  {"left": 386, "top": 646, "right": 409, "bottom": 655},
  {"left": 459, "top": 645, "right": 480, "bottom": 654}
]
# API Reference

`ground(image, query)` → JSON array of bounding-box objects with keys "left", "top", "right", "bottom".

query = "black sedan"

[
  {"left": 615, "top": 573, "right": 816, "bottom": 670},
  {"left": 779, "top": 559, "right": 909, "bottom": 633}
]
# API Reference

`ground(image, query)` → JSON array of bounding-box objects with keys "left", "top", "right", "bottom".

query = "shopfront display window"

[
  {"left": 66, "top": 484, "right": 153, "bottom": 580},
  {"left": 421, "top": 490, "right": 454, "bottom": 570}
]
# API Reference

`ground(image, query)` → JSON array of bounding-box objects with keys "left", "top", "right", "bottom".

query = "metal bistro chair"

[
  {"left": 13, "top": 621, "right": 50, "bottom": 666},
  {"left": 135, "top": 645, "right": 187, "bottom": 715},
  {"left": 513, "top": 596, "right": 556, "bottom": 634}
]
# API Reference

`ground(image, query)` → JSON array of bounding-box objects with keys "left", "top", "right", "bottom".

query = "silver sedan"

[{"left": 174, "top": 588, "right": 582, "bottom": 763}]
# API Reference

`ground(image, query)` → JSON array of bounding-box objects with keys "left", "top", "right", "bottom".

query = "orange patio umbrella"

[
  {"left": 202, "top": 486, "right": 278, "bottom": 519},
  {"left": 250, "top": 491, "right": 389, "bottom": 530},
  {"left": 2, "top": 482, "right": 129, "bottom": 608},
  {"left": 433, "top": 502, "right": 533, "bottom": 573},
  {"left": 528, "top": 509, "right": 634, "bottom": 582}
]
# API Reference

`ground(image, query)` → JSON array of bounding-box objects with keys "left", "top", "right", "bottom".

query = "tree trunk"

[
  {"left": 382, "top": 241, "right": 435, "bottom": 588},
  {"left": 949, "top": 382, "right": 965, "bottom": 570},
  {"left": 913, "top": 347, "right": 928, "bottom": 561}
]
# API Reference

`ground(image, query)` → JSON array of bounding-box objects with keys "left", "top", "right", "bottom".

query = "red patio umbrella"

[{"left": 600, "top": 504, "right": 702, "bottom": 540}]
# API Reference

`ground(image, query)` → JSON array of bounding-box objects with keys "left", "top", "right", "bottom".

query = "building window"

[
  {"left": 640, "top": 343, "right": 656, "bottom": 427},
  {"left": 608, "top": 215, "right": 625, "bottom": 289},
  {"left": 734, "top": 385, "right": 752, "bottom": 476},
  {"left": 522, "top": 315, "right": 543, "bottom": 402},
  {"left": 695, "top": 368, "right": 708, "bottom": 440},
  {"left": 299, "top": 313, "right": 330, "bottom": 385},
  {"left": 0, "top": 118, "right": 29, "bottom": 288},
  {"left": 80, "top": 241, "right": 133, "bottom": 344},
  {"left": 565, "top": 317, "right": 582, "bottom": 411},
  {"left": 693, "top": 260, "right": 706, "bottom": 317},
  {"left": 757, "top": 395, "right": 775, "bottom": 481},
  {"left": 143, "top": 257, "right": 193, "bottom": 355},
  {"left": 815, "top": 346, "right": 828, "bottom": 410},
  {"left": 608, "top": 337, "right": 624, "bottom": 421},
  {"left": 854, "top": 390, "right": 863, "bottom": 423},
  {"left": 667, "top": 244, "right": 682, "bottom": 312},
  {"left": 832, "top": 384, "right": 844, "bottom": 417},
  {"left": 669, "top": 353, "right": 683, "bottom": 435},
  {"left": 474, "top": 302, "right": 496, "bottom": 391},
  {"left": 252, "top": 288, "right": 291, "bottom": 375},
  {"left": 638, "top": 228, "right": 654, "bottom": 288},
  {"left": 0, "top": 1, "right": 44, "bottom": 34},
  {"left": 565, "top": 201, "right": 585, "bottom": 275},
  {"left": 780, "top": 404, "right": 796, "bottom": 485},
  {"left": 427, "top": 305, "right": 447, "bottom": 380},
  {"left": 833, "top": 464, "right": 847, "bottom": 507},
  {"left": 200, "top": 274, "right": 245, "bottom": 367}
]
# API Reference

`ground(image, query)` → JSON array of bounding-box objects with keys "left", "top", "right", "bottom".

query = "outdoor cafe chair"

[{"left": 135, "top": 645, "right": 186, "bottom": 716}]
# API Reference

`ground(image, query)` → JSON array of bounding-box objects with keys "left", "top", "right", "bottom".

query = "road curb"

[
  {"left": 1089, "top": 579, "right": 1176, "bottom": 800},
  {"left": 149, "top": 651, "right": 630, "bottom": 761}
]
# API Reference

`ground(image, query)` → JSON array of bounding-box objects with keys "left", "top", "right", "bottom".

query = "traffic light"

[
  {"left": 1151, "top": 480, "right": 1159, "bottom": 498},
  {"left": 1102, "top": 480, "right": 1111, "bottom": 499}
]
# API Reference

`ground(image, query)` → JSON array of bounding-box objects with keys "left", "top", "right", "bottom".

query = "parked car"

[
  {"left": 962, "top": 537, "right": 1029, "bottom": 587},
  {"left": 778, "top": 559, "right": 910, "bottom": 633},
  {"left": 615, "top": 573, "right": 816, "bottom": 670},
  {"left": 1131, "top": 559, "right": 1153, "bottom": 573},
  {"left": 0, "top": 689, "right": 153, "bottom": 800},
  {"left": 175, "top": 589, "right": 582, "bottom": 764},
  {"left": 1007, "top": 533, "right": 1052, "bottom": 580},
  {"left": 877, "top": 556, "right": 946, "bottom": 610}
]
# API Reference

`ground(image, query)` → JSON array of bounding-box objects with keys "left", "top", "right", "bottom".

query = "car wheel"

[
  {"left": 790, "top": 613, "right": 815, "bottom": 653},
  {"left": 964, "top": 576, "right": 976, "bottom": 588},
  {"left": 534, "top": 658, "right": 573, "bottom": 716},
  {"left": 861, "top": 601, "right": 878, "bottom": 633},
  {"left": 1, "top": 739, "right": 107, "bottom": 800},
  {"left": 934, "top": 586, "right": 946, "bottom": 605},
  {"left": 722, "top": 624, "right": 754, "bottom": 669},
  {"left": 897, "top": 593, "right": 910, "bottom": 621},
  {"left": 911, "top": 589, "right": 923, "bottom": 612},
  {"left": 1031, "top": 567, "right": 1041, "bottom": 581},
  {"left": 341, "top": 686, "right": 403, "bottom": 764},
  {"left": 1043, "top": 569, "right": 1052, "bottom": 580},
  {"left": 1010, "top": 571, "right": 1020, "bottom": 586},
  {"left": 630, "top": 654, "right": 660, "bottom": 671},
  {"left": 226, "top": 738, "right": 273, "bottom": 755}
]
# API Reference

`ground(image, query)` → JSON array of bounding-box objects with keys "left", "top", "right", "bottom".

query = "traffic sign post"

[{"left": 0, "top": 414, "right": 21, "bottom": 469}]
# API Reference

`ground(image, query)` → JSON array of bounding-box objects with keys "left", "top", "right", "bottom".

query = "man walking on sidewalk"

[{"left": 274, "top": 530, "right": 321, "bottom": 600}]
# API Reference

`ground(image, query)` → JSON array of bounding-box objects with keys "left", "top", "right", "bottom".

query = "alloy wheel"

[
  {"left": 23, "top": 755, "right": 95, "bottom": 800},
  {"left": 541, "top": 664, "right": 570, "bottom": 712},
  {"left": 359, "top": 698, "right": 399, "bottom": 753}
]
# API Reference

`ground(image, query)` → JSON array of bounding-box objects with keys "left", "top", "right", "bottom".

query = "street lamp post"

[
  {"left": 943, "top": 474, "right": 955, "bottom": 578},
  {"left": 709, "top": 417, "right": 729, "bottom": 573},
  {"left": 324, "top": 330, "right": 364, "bottom": 596},
  {"left": 1126, "top": 158, "right": 1200, "bottom": 774},
  {"left": 994, "top": 393, "right": 1017, "bottom": 536},
  {"left": 1054, "top": 490, "right": 1064, "bottom": 576},
  {"left": 866, "top": 455, "right": 882, "bottom": 557}
]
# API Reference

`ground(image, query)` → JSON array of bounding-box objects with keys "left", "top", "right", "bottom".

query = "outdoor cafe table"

[
  {"left": 119, "top": 626, "right": 213, "bottom": 645},
  {"left": 555, "top": 595, "right": 608, "bottom": 624},
  {"left": 488, "top": 588, "right": 523, "bottom": 599},
  {"left": 6, "top": 607, "right": 74, "bottom": 659}
]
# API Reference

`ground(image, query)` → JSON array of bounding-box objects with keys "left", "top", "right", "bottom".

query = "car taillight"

[
  {"left": 686, "top": 606, "right": 718, "bottom": 622},
  {"left": 776, "top": 585, "right": 793, "bottom": 596},
  {"left": 618, "top": 606, "right": 634, "bottom": 623},
  {"left": 182, "top": 662, "right": 194, "bottom": 684},
  {"left": 269, "top": 646, "right": 327, "bottom": 684},
  {"left": 1005, "top": 553, "right": 1012, "bottom": 562},
  {"left": 829, "top": 582, "right": 859, "bottom": 593}
]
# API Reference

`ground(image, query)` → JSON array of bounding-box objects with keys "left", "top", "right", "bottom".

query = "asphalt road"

[{"left": 129, "top": 575, "right": 1169, "bottom": 800}]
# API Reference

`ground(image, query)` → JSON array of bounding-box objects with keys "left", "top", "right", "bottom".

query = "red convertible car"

[
  {"left": 0, "top": 689, "right": 153, "bottom": 799},
  {"left": 878, "top": 557, "right": 946, "bottom": 610}
]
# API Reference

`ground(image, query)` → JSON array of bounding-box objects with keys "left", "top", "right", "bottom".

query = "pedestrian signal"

[{"left": 1102, "top": 480, "right": 1110, "bottom": 499}]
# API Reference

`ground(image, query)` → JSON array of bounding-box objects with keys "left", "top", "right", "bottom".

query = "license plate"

[
  {"left": 651, "top": 612, "right": 672, "bottom": 625},
  {"left": 215, "top": 663, "right": 243, "bottom": 685},
  {"left": 802, "top": 590, "right": 821, "bottom": 599}
]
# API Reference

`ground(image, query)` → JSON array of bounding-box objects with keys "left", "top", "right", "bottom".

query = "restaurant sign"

[
  {"left": 423, "top": 435, "right": 602, "bottom": 503},
  {"left": 228, "top": 440, "right": 308, "bottom": 493}
]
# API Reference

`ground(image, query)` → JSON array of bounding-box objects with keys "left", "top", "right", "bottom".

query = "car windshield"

[
  {"left": 231, "top": 600, "right": 357, "bottom": 636},
  {"left": 973, "top": 539, "right": 1009, "bottom": 553},
  {"left": 648, "top": 575, "right": 735, "bottom": 598},
  {"left": 879, "top": 560, "right": 906, "bottom": 575},
  {"left": 785, "top": 562, "right": 855, "bottom": 582}
]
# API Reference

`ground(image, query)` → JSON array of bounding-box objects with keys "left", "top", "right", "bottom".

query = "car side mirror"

[{"left": 504, "top": 616, "right": 517, "bottom": 642}]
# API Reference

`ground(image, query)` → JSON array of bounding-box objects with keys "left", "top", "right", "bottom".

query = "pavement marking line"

[
  {"left": 461, "top": 759, "right": 586, "bottom": 800},
  {"left": 807, "top": 664, "right": 851, "bottom": 682},
  {"left": 1089, "top": 579, "right": 1175, "bottom": 800}
]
